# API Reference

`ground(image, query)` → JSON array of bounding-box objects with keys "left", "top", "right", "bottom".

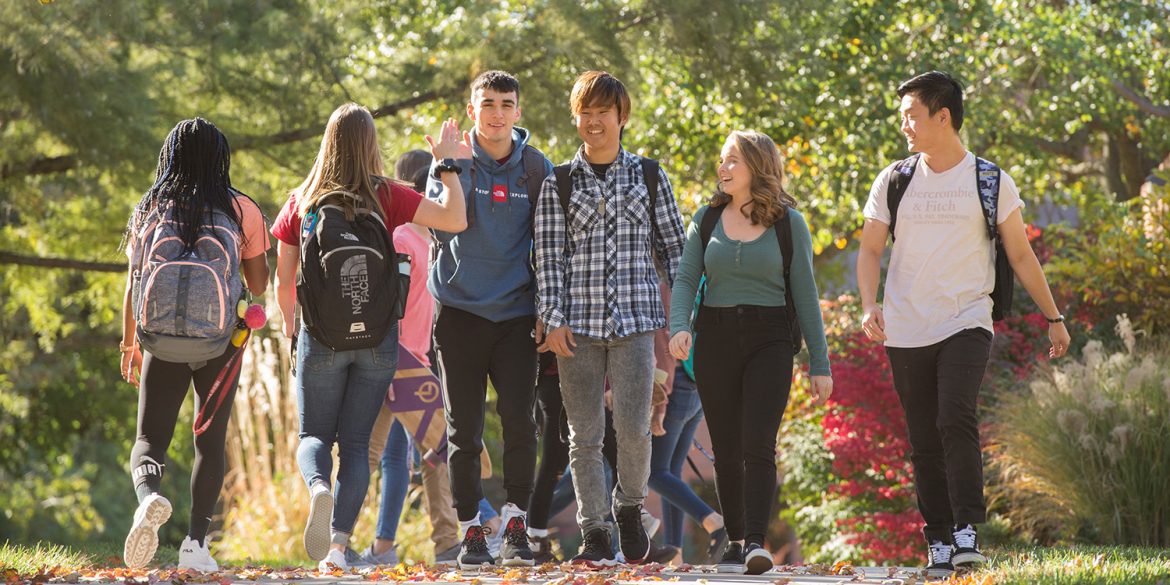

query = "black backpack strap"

[
  {"left": 640, "top": 157, "right": 661, "bottom": 249},
  {"left": 774, "top": 209, "right": 794, "bottom": 293},
  {"left": 519, "top": 145, "right": 550, "bottom": 227},
  {"left": 553, "top": 164, "right": 573, "bottom": 216},
  {"left": 975, "top": 156, "right": 1000, "bottom": 240},
  {"left": 886, "top": 153, "right": 921, "bottom": 242},
  {"left": 698, "top": 203, "right": 725, "bottom": 253}
]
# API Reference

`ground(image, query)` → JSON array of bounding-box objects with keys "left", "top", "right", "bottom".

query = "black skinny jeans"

[
  {"left": 693, "top": 305, "right": 794, "bottom": 545},
  {"left": 130, "top": 345, "right": 240, "bottom": 544},
  {"left": 433, "top": 305, "right": 538, "bottom": 521},
  {"left": 528, "top": 352, "right": 618, "bottom": 529},
  {"left": 886, "top": 328, "right": 992, "bottom": 544}
]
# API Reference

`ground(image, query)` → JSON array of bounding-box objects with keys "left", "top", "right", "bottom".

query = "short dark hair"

[
  {"left": 395, "top": 149, "right": 432, "bottom": 193},
  {"left": 897, "top": 71, "right": 964, "bottom": 132},
  {"left": 570, "top": 70, "right": 631, "bottom": 122},
  {"left": 470, "top": 70, "right": 521, "bottom": 102}
]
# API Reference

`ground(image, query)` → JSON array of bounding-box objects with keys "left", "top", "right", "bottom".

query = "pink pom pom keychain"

[{"left": 244, "top": 304, "right": 267, "bottom": 330}]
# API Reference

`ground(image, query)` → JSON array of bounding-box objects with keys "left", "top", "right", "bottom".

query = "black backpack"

[
  {"left": 697, "top": 203, "right": 804, "bottom": 355},
  {"left": 296, "top": 189, "right": 408, "bottom": 351},
  {"left": 886, "top": 154, "right": 1014, "bottom": 321}
]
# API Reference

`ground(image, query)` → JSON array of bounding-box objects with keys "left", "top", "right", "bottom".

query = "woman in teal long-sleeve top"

[{"left": 668, "top": 131, "right": 833, "bottom": 575}]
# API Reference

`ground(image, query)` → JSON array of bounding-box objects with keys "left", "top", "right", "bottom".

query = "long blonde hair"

[
  {"left": 294, "top": 103, "right": 387, "bottom": 217},
  {"left": 710, "top": 130, "right": 797, "bottom": 226}
]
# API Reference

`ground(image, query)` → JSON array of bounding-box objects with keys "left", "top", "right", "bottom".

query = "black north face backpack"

[{"left": 297, "top": 190, "right": 407, "bottom": 351}]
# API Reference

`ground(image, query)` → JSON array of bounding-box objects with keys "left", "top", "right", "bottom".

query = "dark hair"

[
  {"left": 124, "top": 118, "right": 242, "bottom": 254},
  {"left": 570, "top": 70, "right": 631, "bottom": 122},
  {"left": 471, "top": 70, "right": 521, "bottom": 101},
  {"left": 395, "top": 149, "right": 433, "bottom": 193},
  {"left": 897, "top": 71, "right": 964, "bottom": 132}
]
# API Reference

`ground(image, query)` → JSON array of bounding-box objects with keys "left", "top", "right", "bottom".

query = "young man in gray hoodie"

[{"left": 426, "top": 70, "right": 553, "bottom": 570}]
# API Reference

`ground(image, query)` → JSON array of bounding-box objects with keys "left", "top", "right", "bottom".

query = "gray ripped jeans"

[{"left": 556, "top": 332, "right": 655, "bottom": 533}]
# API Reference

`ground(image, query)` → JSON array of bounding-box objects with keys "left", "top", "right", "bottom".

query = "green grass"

[
  {"left": 0, "top": 541, "right": 306, "bottom": 576},
  {"left": 968, "top": 545, "right": 1170, "bottom": 585}
]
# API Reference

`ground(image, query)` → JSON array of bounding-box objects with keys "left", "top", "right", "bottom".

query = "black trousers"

[
  {"left": 886, "top": 328, "right": 993, "bottom": 544},
  {"left": 433, "top": 305, "right": 538, "bottom": 521},
  {"left": 528, "top": 352, "right": 618, "bottom": 529},
  {"left": 693, "top": 305, "right": 794, "bottom": 545},
  {"left": 131, "top": 345, "right": 240, "bottom": 544}
]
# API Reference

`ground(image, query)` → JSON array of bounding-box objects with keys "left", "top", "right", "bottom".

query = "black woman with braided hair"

[{"left": 119, "top": 118, "right": 271, "bottom": 571}]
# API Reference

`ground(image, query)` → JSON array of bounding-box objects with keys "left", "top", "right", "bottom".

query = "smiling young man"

[
  {"left": 533, "top": 70, "right": 686, "bottom": 566},
  {"left": 856, "top": 71, "right": 1071, "bottom": 576},
  {"left": 426, "top": 70, "right": 553, "bottom": 569}
]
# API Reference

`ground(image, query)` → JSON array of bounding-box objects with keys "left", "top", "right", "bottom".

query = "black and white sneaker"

[
  {"left": 571, "top": 528, "right": 617, "bottom": 568},
  {"left": 613, "top": 504, "right": 649, "bottom": 564},
  {"left": 645, "top": 540, "right": 680, "bottom": 564},
  {"left": 925, "top": 539, "right": 955, "bottom": 578},
  {"left": 705, "top": 527, "right": 728, "bottom": 565},
  {"left": 716, "top": 542, "right": 745, "bottom": 574},
  {"left": 744, "top": 543, "right": 772, "bottom": 575},
  {"left": 499, "top": 516, "right": 535, "bottom": 567},
  {"left": 952, "top": 524, "right": 987, "bottom": 566},
  {"left": 529, "top": 534, "right": 559, "bottom": 564},
  {"left": 458, "top": 525, "right": 495, "bottom": 570}
]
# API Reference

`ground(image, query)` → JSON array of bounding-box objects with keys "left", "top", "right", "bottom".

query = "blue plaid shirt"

[{"left": 534, "top": 147, "right": 686, "bottom": 339}]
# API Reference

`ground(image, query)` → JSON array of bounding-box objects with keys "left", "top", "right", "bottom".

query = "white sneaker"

[
  {"left": 304, "top": 484, "right": 334, "bottom": 561},
  {"left": 640, "top": 509, "right": 661, "bottom": 539},
  {"left": 178, "top": 536, "right": 219, "bottom": 572},
  {"left": 318, "top": 548, "right": 348, "bottom": 572},
  {"left": 124, "top": 494, "right": 172, "bottom": 568}
]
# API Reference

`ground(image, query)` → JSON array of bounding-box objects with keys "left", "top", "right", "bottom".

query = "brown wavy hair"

[
  {"left": 294, "top": 103, "right": 388, "bottom": 218},
  {"left": 710, "top": 131, "right": 797, "bottom": 227}
]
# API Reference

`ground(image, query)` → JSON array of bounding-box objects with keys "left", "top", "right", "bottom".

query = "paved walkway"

[{"left": 67, "top": 564, "right": 945, "bottom": 585}]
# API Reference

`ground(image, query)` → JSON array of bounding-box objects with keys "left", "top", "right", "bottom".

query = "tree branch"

[
  {"left": 1110, "top": 78, "right": 1170, "bottom": 118},
  {"left": 0, "top": 251, "right": 124, "bottom": 273},
  {"left": 1, "top": 155, "right": 80, "bottom": 180}
]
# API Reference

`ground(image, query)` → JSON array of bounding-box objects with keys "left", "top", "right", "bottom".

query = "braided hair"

[{"left": 123, "top": 118, "right": 243, "bottom": 254}]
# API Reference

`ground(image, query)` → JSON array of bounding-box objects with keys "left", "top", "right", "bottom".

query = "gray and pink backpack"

[{"left": 130, "top": 201, "right": 244, "bottom": 362}]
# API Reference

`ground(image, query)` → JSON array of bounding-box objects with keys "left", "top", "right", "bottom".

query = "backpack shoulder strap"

[
  {"left": 520, "top": 145, "right": 550, "bottom": 203},
  {"left": 975, "top": 156, "right": 1001, "bottom": 240},
  {"left": 640, "top": 157, "right": 660, "bottom": 213},
  {"left": 553, "top": 164, "right": 573, "bottom": 216},
  {"left": 886, "top": 153, "right": 921, "bottom": 242},
  {"left": 774, "top": 208, "right": 795, "bottom": 284},
  {"left": 698, "top": 203, "right": 725, "bottom": 253}
]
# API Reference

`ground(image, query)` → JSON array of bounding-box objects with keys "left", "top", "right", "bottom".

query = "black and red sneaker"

[
  {"left": 613, "top": 504, "right": 649, "bottom": 563},
  {"left": 500, "top": 516, "right": 535, "bottom": 567},
  {"left": 458, "top": 525, "right": 495, "bottom": 570},
  {"left": 571, "top": 528, "right": 617, "bottom": 568}
]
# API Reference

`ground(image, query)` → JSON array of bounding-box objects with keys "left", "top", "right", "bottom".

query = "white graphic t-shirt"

[{"left": 863, "top": 152, "right": 1024, "bottom": 348}]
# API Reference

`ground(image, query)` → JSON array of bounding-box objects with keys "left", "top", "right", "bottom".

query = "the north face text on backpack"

[{"left": 340, "top": 255, "right": 370, "bottom": 315}]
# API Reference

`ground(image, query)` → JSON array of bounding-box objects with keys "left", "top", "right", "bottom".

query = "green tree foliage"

[{"left": 1, "top": 0, "right": 1167, "bottom": 544}]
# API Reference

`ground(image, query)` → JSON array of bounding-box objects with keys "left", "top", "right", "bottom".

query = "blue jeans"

[
  {"left": 296, "top": 325, "right": 398, "bottom": 538},
  {"left": 649, "top": 366, "right": 714, "bottom": 547},
  {"left": 376, "top": 419, "right": 411, "bottom": 541}
]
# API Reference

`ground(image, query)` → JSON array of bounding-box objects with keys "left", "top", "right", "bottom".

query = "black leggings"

[
  {"left": 528, "top": 352, "right": 618, "bottom": 529},
  {"left": 130, "top": 345, "right": 240, "bottom": 544},
  {"left": 693, "top": 305, "right": 794, "bottom": 545}
]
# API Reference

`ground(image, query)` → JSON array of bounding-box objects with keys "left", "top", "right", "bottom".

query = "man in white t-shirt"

[{"left": 856, "top": 71, "right": 1071, "bottom": 576}]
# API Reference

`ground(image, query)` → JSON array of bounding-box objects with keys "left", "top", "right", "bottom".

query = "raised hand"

[{"left": 425, "top": 118, "right": 471, "bottom": 160}]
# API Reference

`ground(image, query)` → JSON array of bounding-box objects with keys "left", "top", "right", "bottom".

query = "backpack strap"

[
  {"left": 698, "top": 203, "right": 725, "bottom": 253},
  {"left": 975, "top": 156, "right": 1001, "bottom": 240},
  {"left": 773, "top": 208, "right": 795, "bottom": 310},
  {"left": 553, "top": 164, "right": 573, "bottom": 216},
  {"left": 640, "top": 158, "right": 659, "bottom": 214},
  {"left": 885, "top": 153, "right": 921, "bottom": 243},
  {"left": 519, "top": 145, "right": 550, "bottom": 227}
]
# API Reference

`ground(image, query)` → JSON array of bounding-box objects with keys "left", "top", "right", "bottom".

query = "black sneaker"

[
  {"left": 952, "top": 524, "right": 987, "bottom": 567},
  {"left": 645, "top": 540, "right": 680, "bottom": 564},
  {"left": 613, "top": 504, "right": 649, "bottom": 564},
  {"left": 744, "top": 542, "right": 772, "bottom": 575},
  {"left": 925, "top": 539, "right": 955, "bottom": 578},
  {"left": 458, "top": 525, "right": 495, "bottom": 570},
  {"left": 571, "top": 528, "right": 617, "bottom": 568},
  {"left": 499, "top": 516, "right": 535, "bottom": 567},
  {"left": 716, "top": 542, "right": 745, "bottom": 574},
  {"left": 705, "top": 528, "right": 728, "bottom": 565},
  {"left": 529, "top": 534, "right": 559, "bottom": 564}
]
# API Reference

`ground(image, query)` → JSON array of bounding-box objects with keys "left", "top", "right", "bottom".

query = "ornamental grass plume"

[{"left": 989, "top": 315, "right": 1170, "bottom": 547}]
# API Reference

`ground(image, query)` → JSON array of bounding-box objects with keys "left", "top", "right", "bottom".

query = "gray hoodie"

[{"left": 426, "top": 126, "right": 553, "bottom": 322}]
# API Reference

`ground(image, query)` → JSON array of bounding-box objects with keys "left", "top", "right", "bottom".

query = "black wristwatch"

[
  {"left": 434, "top": 159, "right": 462, "bottom": 176},
  {"left": 1046, "top": 314, "right": 1065, "bottom": 323}
]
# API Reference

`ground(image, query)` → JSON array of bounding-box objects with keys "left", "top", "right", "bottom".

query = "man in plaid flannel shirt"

[{"left": 533, "top": 70, "right": 685, "bottom": 566}]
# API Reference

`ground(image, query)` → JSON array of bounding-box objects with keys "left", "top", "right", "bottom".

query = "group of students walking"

[{"left": 117, "top": 69, "right": 1070, "bottom": 578}]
